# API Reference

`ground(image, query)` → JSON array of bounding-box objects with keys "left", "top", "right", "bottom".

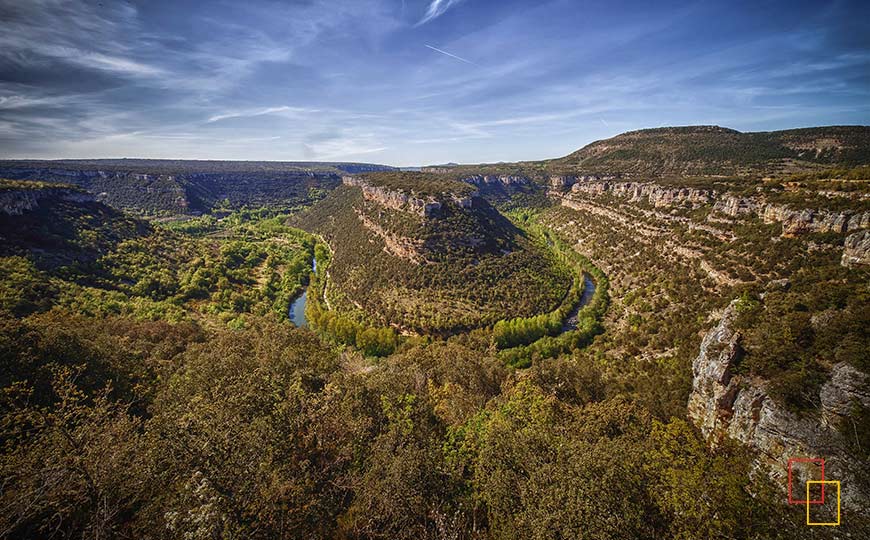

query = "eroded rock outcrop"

[
  {"left": 715, "top": 196, "right": 869, "bottom": 236},
  {"left": 842, "top": 230, "right": 870, "bottom": 267},
  {"left": 356, "top": 211, "right": 426, "bottom": 264},
  {"left": 343, "top": 176, "right": 438, "bottom": 217},
  {"left": 760, "top": 205, "right": 868, "bottom": 236},
  {"left": 462, "top": 174, "right": 530, "bottom": 187},
  {"left": 548, "top": 174, "right": 617, "bottom": 190},
  {"left": 688, "top": 301, "right": 870, "bottom": 510},
  {"left": 713, "top": 195, "right": 759, "bottom": 216},
  {"left": 561, "top": 179, "right": 870, "bottom": 238},
  {"left": 342, "top": 176, "right": 477, "bottom": 218},
  {"left": 0, "top": 187, "right": 94, "bottom": 216},
  {"left": 568, "top": 181, "right": 714, "bottom": 208}
]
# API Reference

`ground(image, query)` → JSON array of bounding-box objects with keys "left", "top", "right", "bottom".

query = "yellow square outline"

[{"left": 806, "top": 480, "right": 840, "bottom": 526}]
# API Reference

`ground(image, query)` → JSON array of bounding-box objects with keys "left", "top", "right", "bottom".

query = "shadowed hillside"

[{"left": 0, "top": 159, "right": 395, "bottom": 215}]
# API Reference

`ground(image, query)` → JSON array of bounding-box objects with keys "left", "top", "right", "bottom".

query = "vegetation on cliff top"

[
  {"left": 549, "top": 125, "right": 870, "bottom": 176},
  {"left": 358, "top": 171, "right": 478, "bottom": 197}
]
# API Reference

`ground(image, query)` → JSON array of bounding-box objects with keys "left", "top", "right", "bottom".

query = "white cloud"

[
  {"left": 0, "top": 0, "right": 161, "bottom": 78},
  {"left": 417, "top": 0, "right": 466, "bottom": 26},
  {"left": 303, "top": 137, "right": 388, "bottom": 160},
  {"left": 206, "top": 106, "right": 319, "bottom": 123},
  {"left": 38, "top": 47, "right": 165, "bottom": 77}
]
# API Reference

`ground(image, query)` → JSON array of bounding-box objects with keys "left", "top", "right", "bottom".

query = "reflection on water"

[
  {"left": 562, "top": 273, "right": 596, "bottom": 331},
  {"left": 289, "top": 256, "right": 316, "bottom": 327},
  {"left": 289, "top": 289, "right": 308, "bottom": 327}
]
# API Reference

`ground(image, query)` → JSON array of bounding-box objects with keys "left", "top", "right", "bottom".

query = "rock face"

[
  {"left": 342, "top": 175, "right": 477, "bottom": 218},
  {"left": 548, "top": 174, "right": 617, "bottom": 190},
  {"left": 356, "top": 211, "right": 427, "bottom": 264},
  {"left": 713, "top": 195, "right": 760, "bottom": 216},
  {"left": 0, "top": 187, "right": 94, "bottom": 216},
  {"left": 568, "top": 180, "right": 714, "bottom": 208},
  {"left": 842, "top": 230, "right": 870, "bottom": 267},
  {"left": 562, "top": 180, "right": 870, "bottom": 238},
  {"left": 760, "top": 205, "right": 869, "bottom": 237},
  {"left": 462, "top": 174, "right": 530, "bottom": 187},
  {"left": 688, "top": 301, "right": 870, "bottom": 510},
  {"left": 716, "top": 197, "right": 869, "bottom": 236},
  {"left": 343, "top": 175, "right": 440, "bottom": 217}
]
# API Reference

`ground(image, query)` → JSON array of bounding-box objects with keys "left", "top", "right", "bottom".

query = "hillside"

[
  {"left": 294, "top": 172, "right": 572, "bottom": 335},
  {"left": 0, "top": 159, "right": 395, "bottom": 215},
  {"left": 545, "top": 162, "right": 870, "bottom": 512},
  {"left": 0, "top": 179, "right": 150, "bottom": 271},
  {"left": 3, "top": 128, "right": 870, "bottom": 539},
  {"left": 0, "top": 178, "right": 313, "bottom": 323},
  {"left": 546, "top": 125, "right": 870, "bottom": 176}
]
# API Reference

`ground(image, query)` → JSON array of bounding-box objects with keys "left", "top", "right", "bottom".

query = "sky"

[{"left": 1, "top": 0, "right": 869, "bottom": 166}]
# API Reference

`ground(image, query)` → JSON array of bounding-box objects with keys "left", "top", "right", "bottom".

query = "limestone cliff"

[
  {"left": 556, "top": 179, "right": 870, "bottom": 274},
  {"left": 688, "top": 300, "right": 870, "bottom": 510},
  {"left": 842, "top": 230, "right": 870, "bottom": 267},
  {"left": 461, "top": 174, "right": 530, "bottom": 187},
  {"left": 0, "top": 186, "right": 94, "bottom": 216},
  {"left": 759, "top": 205, "right": 869, "bottom": 236},
  {"left": 548, "top": 174, "right": 618, "bottom": 189},
  {"left": 341, "top": 175, "right": 477, "bottom": 217},
  {"left": 567, "top": 180, "right": 713, "bottom": 208}
]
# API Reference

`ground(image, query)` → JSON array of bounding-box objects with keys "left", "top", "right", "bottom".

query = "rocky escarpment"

[
  {"left": 760, "top": 205, "right": 869, "bottom": 237},
  {"left": 714, "top": 195, "right": 870, "bottom": 236},
  {"left": 564, "top": 180, "right": 713, "bottom": 208},
  {"left": 0, "top": 186, "right": 94, "bottom": 216},
  {"left": 462, "top": 174, "right": 530, "bottom": 187},
  {"left": 842, "top": 230, "right": 870, "bottom": 267},
  {"left": 341, "top": 175, "right": 477, "bottom": 218},
  {"left": 548, "top": 174, "right": 618, "bottom": 189},
  {"left": 557, "top": 179, "right": 870, "bottom": 237},
  {"left": 0, "top": 168, "right": 189, "bottom": 213},
  {"left": 688, "top": 301, "right": 870, "bottom": 510},
  {"left": 0, "top": 162, "right": 350, "bottom": 215}
]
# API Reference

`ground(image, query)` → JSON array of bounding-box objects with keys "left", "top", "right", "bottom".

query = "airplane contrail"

[{"left": 424, "top": 44, "right": 477, "bottom": 66}]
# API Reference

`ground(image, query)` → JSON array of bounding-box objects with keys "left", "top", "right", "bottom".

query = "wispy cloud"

[
  {"left": 206, "top": 106, "right": 318, "bottom": 123},
  {"left": 303, "top": 138, "right": 388, "bottom": 160},
  {"left": 2, "top": 0, "right": 868, "bottom": 166},
  {"left": 417, "top": 0, "right": 465, "bottom": 26},
  {"left": 0, "top": 93, "right": 75, "bottom": 110},
  {"left": 60, "top": 49, "right": 165, "bottom": 77},
  {"left": 424, "top": 44, "right": 477, "bottom": 65},
  {"left": 0, "top": 0, "right": 164, "bottom": 79}
]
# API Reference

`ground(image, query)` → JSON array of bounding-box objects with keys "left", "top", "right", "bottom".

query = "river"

[
  {"left": 562, "top": 273, "right": 596, "bottom": 331},
  {"left": 288, "top": 257, "right": 317, "bottom": 327}
]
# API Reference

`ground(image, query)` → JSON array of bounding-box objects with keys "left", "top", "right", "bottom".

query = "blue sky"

[{"left": 1, "top": 0, "right": 868, "bottom": 166}]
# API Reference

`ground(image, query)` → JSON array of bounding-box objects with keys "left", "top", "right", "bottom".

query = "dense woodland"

[
  {"left": 2, "top": 131, "right": 870, "bottom": 539},
  {"left": 293, "top": 185, "right": 572, "bottom": 335}
]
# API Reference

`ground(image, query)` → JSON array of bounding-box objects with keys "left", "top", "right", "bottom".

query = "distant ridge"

[
  {"left": 550, "top": 125, "right": 870, "bottom": 176},
  {"left": 0, "top": 159, "right": 396, "bottom": 215}
]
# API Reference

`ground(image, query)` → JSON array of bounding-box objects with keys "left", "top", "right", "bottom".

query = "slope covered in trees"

[
  {"left": 3, "top": 126, "right": 870, "bottom": 539},
  {"left": 293, "top": 174, "right": 573, "bottom": 335},
  {"left": 1, "top": 180, "right": 313, "bottom": 325},
  {"left": 0, "top": 159, "right": 395, "bottom": 216}
]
